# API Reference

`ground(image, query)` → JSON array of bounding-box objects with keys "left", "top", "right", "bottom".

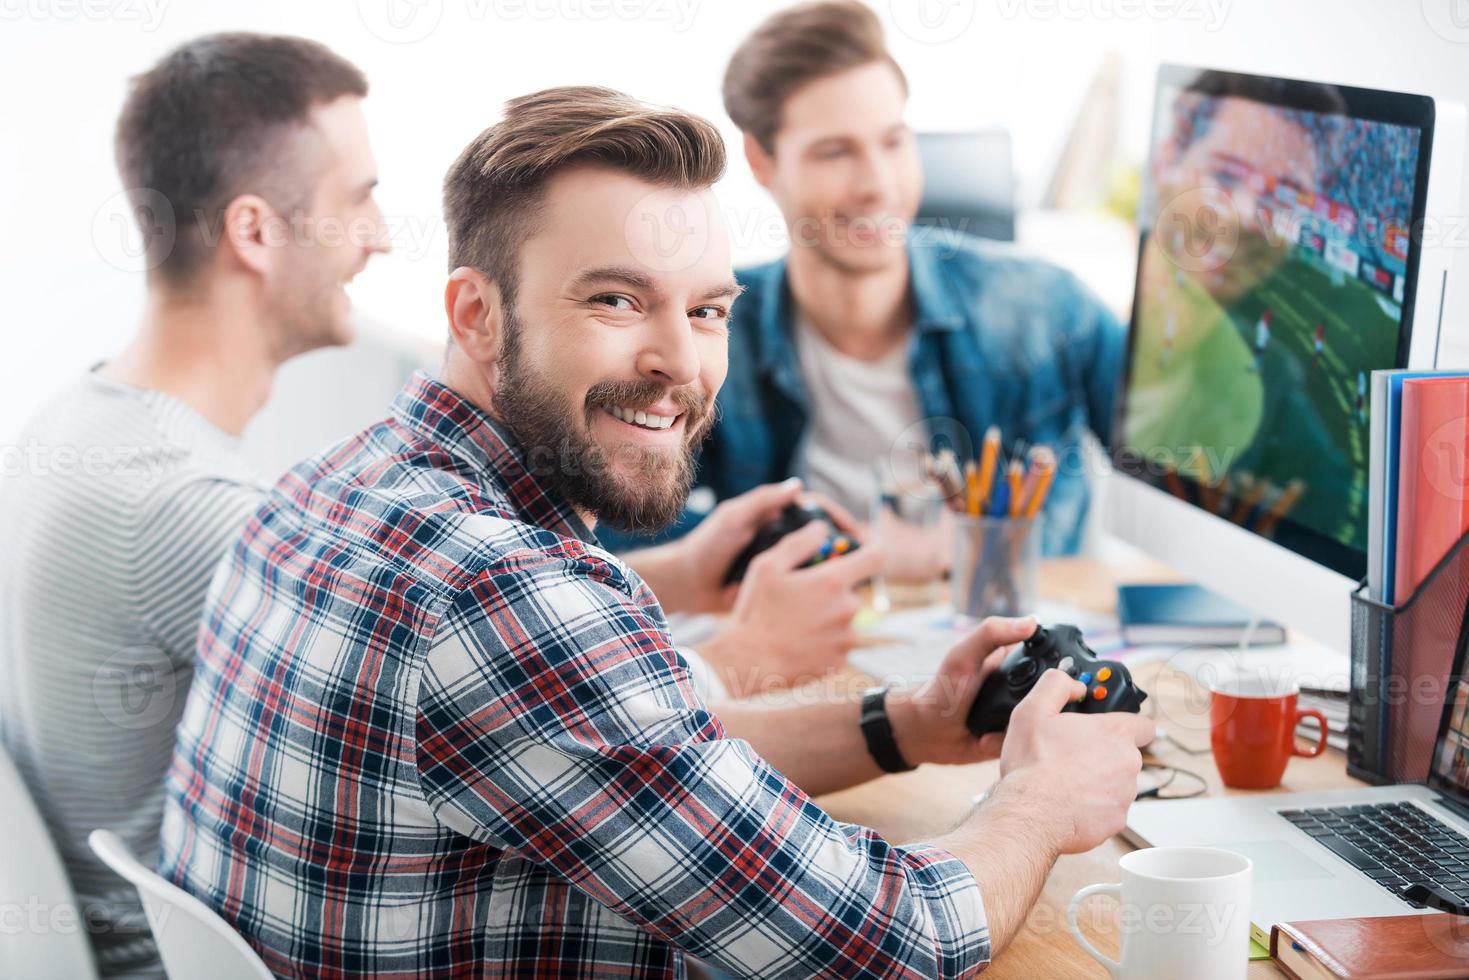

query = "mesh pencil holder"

[{"left": 1349, "top": 527, "right": 1469, "bottom": 784}]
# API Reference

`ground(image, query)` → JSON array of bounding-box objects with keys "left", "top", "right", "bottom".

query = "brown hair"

[
  {"left": 115, "top": 33, "right": 368, "bottom": 285},
  {"left": 723, "top": 0, "right": 907, "bottom": 153},
  {"left": 442, "top": 86, "right": 726, "bottom": 306}
]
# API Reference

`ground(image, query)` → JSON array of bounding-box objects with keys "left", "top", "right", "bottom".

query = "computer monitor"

[
  {"left": 1107, "top": 65, "right": 1465, "bottom": 653},
  {"left": 914, "top": 130, "right": 1016, "bottom": 242}
]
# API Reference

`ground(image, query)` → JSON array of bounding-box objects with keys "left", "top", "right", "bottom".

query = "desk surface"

[{"left": 815, "top": 555, "right": 1364, "bottom": 979}]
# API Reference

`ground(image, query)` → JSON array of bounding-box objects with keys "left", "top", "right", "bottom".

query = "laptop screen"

[{"left": 1431, "top": 635, "right": 1469, "bottom": 802}]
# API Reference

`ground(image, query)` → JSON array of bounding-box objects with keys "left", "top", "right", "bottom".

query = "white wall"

[{"left": 5, "top": 0, "right": 1467, "bottom": 470}]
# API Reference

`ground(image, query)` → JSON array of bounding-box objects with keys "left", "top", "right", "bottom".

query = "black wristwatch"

[{"left": 859, "top": 687, "right": 916, "bottom": 774}]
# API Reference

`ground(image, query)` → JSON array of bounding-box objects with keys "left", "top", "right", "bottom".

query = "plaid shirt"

[{"left": 160, "top": 372, "right": 989, "bottom": 978}]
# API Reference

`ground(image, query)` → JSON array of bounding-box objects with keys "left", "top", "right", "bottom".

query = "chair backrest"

[
  {"left": 0, "top": 744, "right": 99, "bottom": 979},
  {"left": 87, "top": 830, "right": 272, "bottom": 980}
]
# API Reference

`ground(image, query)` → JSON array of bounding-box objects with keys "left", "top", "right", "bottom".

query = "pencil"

[
  {"left": 989, "top": 476, "right": 1011, "bottom": 518},
  {"left": 1022, "top": 449, "right": 1056, "bottom": 519},
  {"left": 1006, "top": 460, "right": 1024, "bottom": 518},
  {"left": 1015, "top": 447, "right": 1044, "bottom": 516},
  {"left": 976, "top": 426, "right": 1000, "bottom": 512},
  {"left": 964, "top": 460, "right": 981, "bottom": 516}
]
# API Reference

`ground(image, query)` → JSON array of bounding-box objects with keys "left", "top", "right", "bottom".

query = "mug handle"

[
  {"left": 1293, "top": 708, "right": 1329, "bottom": 758},
  {"left": 1066, "top": 882, "right": 1122, "bottom": 978}
]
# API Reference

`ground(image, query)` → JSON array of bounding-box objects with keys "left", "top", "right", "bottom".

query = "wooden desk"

[{"left": 816, "top": 556, "right": 1365, "bottom": 978}]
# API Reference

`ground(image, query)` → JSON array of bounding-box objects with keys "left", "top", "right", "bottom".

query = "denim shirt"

[{"left": 604, "top": 228, "right": 1126, "bottom": 556}]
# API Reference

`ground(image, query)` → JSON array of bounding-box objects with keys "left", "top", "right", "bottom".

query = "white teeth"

[{"left": 602, "top": 405, "right": 677, "bottom": 430}]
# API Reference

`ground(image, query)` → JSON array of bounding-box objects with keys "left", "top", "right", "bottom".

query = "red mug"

[{"left": 1209, "top": 671, "right": 1328, "bottom": 789}]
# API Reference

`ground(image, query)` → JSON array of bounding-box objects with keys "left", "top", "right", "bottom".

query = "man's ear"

[
  {"left": 221, "top": 194, "right": 278, "bottom": 276},
  {"left": 444, "top": 266, "right": 505, "bottom": 367},
  {"left": 743, "top": 131, "right": 775, "bottom": 189}
]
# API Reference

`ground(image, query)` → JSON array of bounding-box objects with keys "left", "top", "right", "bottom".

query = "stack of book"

[{"left": 1298, "top": 689, "right": 1349, "bottom": 752}]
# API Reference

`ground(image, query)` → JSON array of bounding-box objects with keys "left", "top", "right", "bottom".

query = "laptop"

[{"left": 1125, "top": 636, "right": 1469, "bottom": 946}]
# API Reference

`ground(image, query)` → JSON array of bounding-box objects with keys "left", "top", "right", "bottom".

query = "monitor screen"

[{"left": 1114, "top": 66, "right": 1437, "bottom": 579}]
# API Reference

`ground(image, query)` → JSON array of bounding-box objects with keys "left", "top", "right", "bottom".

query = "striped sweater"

[{"left": 0, "top": 370, "right": 264, "bottom": 978}]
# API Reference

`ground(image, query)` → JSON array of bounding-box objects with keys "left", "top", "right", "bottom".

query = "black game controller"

[
  {"left": 722, "top": 502, "right": 859, "bottom": 586},
  {"left": 965, "top": 624, "right": 1147, "bottom": 736}
]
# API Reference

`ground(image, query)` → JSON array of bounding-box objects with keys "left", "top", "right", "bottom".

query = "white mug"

[{"left": 1066, "top": 846, "right": 1252, "bottom": 980}]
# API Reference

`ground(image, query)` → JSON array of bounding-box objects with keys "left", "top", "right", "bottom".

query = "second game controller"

[
  {"left": 722, "top": 502, "right": 859, "bottom": 586},
  {"left": 965, "top": 624, "right": 1147, "bottom": 736}
]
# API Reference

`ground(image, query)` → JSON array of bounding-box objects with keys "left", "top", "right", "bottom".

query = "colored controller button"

[
  {"left": 1093, "top": 685, "right": 1108, "bottom": 700},
  {"left": 1078, "top": 672, "right": 1092, "bottom": 685},
  {"left": 833, "top": 537, "right": 852, "bottom": 554},
  {"left": 817, "top": 540, "right": 833, "bottom": 560},
  {"left": 1097, "top": 667, "right": 1112, "bottom": 682}
]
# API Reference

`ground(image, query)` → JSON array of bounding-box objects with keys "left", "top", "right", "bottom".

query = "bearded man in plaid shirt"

[{"left": 159, "top": 86, "right": 1154, "bottom": 978}]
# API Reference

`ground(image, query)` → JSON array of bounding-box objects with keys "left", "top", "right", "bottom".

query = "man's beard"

[{"left": 491, "top": 304, "right": 714, "bottom": 533}]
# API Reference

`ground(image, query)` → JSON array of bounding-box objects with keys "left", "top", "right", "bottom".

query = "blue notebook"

[{"left": 1117, "top": 584, "right": 1286, "bottom": 646}]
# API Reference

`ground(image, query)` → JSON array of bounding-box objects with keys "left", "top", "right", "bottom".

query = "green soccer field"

[{"left": 1124, "top": 242, "right": 1400, "bottom": 552}]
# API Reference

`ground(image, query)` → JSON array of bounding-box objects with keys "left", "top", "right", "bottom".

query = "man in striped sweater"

[{"left": 0, "top": 34, "right": 390, "bottom": 977}]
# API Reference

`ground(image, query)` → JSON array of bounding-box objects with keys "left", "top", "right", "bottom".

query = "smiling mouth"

[{"left": 600, "top": 404, "right": 682, "bottom": 431}]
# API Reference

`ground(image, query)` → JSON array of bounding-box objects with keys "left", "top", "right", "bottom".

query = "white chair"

[
  {"left": 0, "top": 744, "right": 99, "bottom": 979},
  {"left": 87, "top": 830, "right": 272, "bottom": 980}
]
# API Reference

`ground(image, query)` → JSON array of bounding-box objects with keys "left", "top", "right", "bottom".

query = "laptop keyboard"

[{"left": 1279, "top": 802, "right": 1469, "bottom": 908}]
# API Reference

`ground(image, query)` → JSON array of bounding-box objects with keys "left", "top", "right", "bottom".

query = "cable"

[
  {"left": 1156, "top": 729, "right": 1216, "bottom": 756},
  {"left": 1237, "top": 615, "right": 1262, "bottom": 655},
  {"left": 1135, "top": 762, "right": 1208, "bottom": 800}
]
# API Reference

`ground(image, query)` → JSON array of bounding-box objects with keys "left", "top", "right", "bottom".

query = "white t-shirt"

[{"left": 791, "top": 314, "right": 924, "bottom": 519}]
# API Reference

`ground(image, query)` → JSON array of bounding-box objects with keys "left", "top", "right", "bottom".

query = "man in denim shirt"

[{"left": 609, "top": 1, "right": 1124, "bottom": 557}]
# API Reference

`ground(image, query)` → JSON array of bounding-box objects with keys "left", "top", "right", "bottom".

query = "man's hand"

[
  {"left": 700, "top": 512, "right": 883, "bottom": 696},
  {"left": 624, "top": 478, "right": 864, "bottom": 616},
  {"left": 886, "top": 616, "right": 1037, "bottom": 767},
  {"left": 996, "top": 668, "right": 1156, "bottom": 854}
]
